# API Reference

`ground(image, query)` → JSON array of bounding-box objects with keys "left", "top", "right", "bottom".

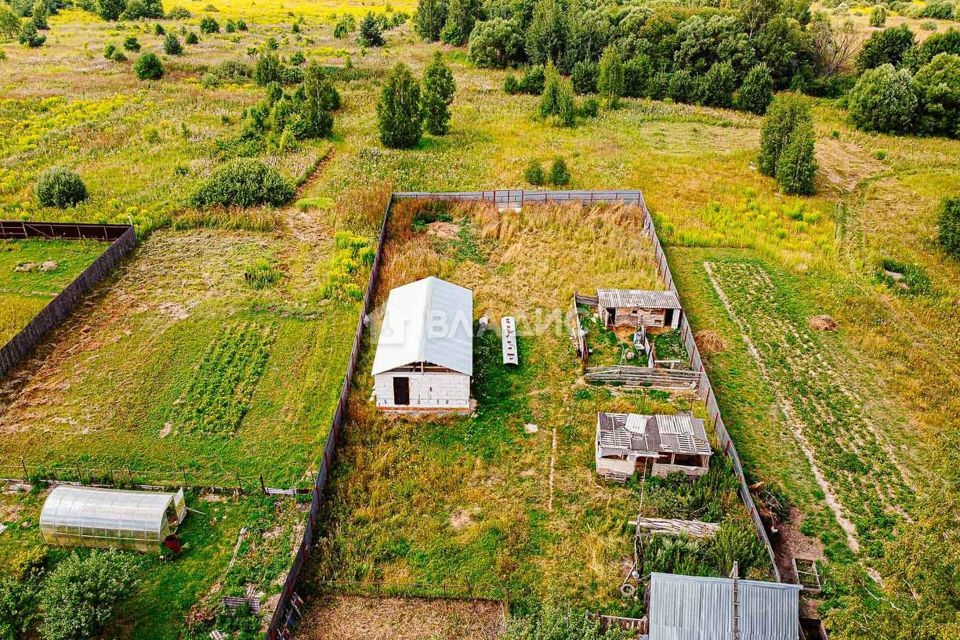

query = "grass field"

[
  {"left": 0, "top": 238, "right": 108, "bottom": 343},
  {"left": 1, "top": 2, "right": 960, "bottom": 637}
]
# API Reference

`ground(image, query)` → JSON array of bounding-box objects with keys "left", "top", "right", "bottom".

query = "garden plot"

[
  {"left": 704, "top": 259, "right": 914, "bottom": 558},
  {"left": 0, "top": 228, "right": 365, "bottom": 487},
  {"left": 308, "top": 200, "right": 769, "bottom": 614},
  {"left": 0, "top": 238, "right": 108, "bottom": 344}
]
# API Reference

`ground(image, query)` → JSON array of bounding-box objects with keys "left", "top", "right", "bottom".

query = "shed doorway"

[{"left": 393, "top": 376, "right": 410, "bottom": 405}]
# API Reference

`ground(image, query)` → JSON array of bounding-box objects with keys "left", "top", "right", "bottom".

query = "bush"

[
  {"left": 698, "top": 61, "right": 735, "bottom": 108},
  {"left": 191, "top": 158, "right": 294, "bottom": 208},
  {"left": 19, "top": 21, "right": 45, "bottom": 47},
  {"left": 199, "top": 15, "right": 218, "bottom": 33},
  {"left": 166, "top": 5, "right": 190, "bottom": 18},
  {"left": 624, "top": 55, "right": 653, "bottom": 98},
  {"left": 123, "top": 35, "right": 140, "bottom": 50},
  {"left": 920, "top": 0, "right": 954, "bottom": 19},
  {"left": 579, "top": 96, "right": 599, "bottom": 117},
  {"left": 301, "top": 62, "right": 337, "bottom": 138},
  {"left": 736, "top": 63, "right": 774, "bottom": 114},
  {"left": 30, "top": 0, "right": 46, "bottom": 29},
  {"left": 758, "top": 94, "right": 812, "bottom": 177},
  {"left": 36, "top": 167, "right": 87, "bottom": 207},
  {"left": 358, "top": 12, "right": 384, "bottom": 47},
  {"left": 201, "top": 58, "right": 250, "bottom": 86},
  {"left": 775, "top": 117, "right": 817, "bottom": 194},
  {"left": 549, "top": 157, "right": 570, "bottom": 185},
  {"left": 667, "top": 69, "right": 696, "bottom": 104},
  {"left": 184, "top": 30, "right": 197, "bottom": 44},
  {"left": 96, "top": 0, "right": 124, "bottom": 20},
  {"left": 414, "top": 0, "right": 446, "bottom": 41},
  {"left": 439, "top": 0, "right": 474, "bottom": 46},
  {"left": 134, "top": 51, "right": 163, "bottom": 78},
  {"left": 914, "top": 53, "right": 960, "bottom": 136},
  {"left": 598, "top": 45, "right": 625, "bottom": 108},
  {"left": 289, "top": 49, "right": 305, "bottom": 65},
  {"left": 524, "top": 158, "right": 544, "bottom": 185},
  {"left": 104, "top": 42, "right": 116, "bottom": 58},
  {"left": 421, "top": 51, "right": 456, "bottom": 135},
  {"left": 253, "top": 52, "right": 281, "bottom": 85},
  {"left": 848, "top": 63, "right": 918, "bottom": 133},
  {"left": 153, "top": 22, "right": 164, "bottom": 35},
  {"left": 538, "top": 60, "right": 561, "bottom": 118},
  {"left": 121, "top": 0, "right": 163, "bottom": 20},
  {"left": 938, "top": 196, "right": 960, "bottom": 258},
  {"left": 571, "top": 61, "right": 598, "bottom": 94},
  {"left": 0, "top": 3, "right": 20, "bottom": 42},
  {"left": 38, "top": 550, "right": 139, "bottom": 640},
  {"left": 468, "top": 18, "right": 524, "bottom": 69},
  {"left": 857, "top": 25, "right": 916, "bottom": 72},
  {"left": 377, "top": 62, "right": 422, "bottom": 149},
  {"left": 869, "top": 5, "right": 887, "bottom": 28},
  {"left": 517, "top": 65, "right": 545, "bottom": 94},
  {"left": 333, "top": 14, "right": 354, "bottom": 38},
  {"left": 0, "top": 575, "right": 41, "bottom": 640},
  {"left": 163, "top": 32, "right": 182, "bottom": 55}
]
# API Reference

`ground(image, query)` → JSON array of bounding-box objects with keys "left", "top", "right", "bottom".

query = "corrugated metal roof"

[
  {"left": 372, "top": 277, "right": 474, "bottom": 376},
  {"left": 597, "top": 289, "right": 682, "bottom": 310},
  {"left": 597, "top": 413, "right": 712, "bottom": 457},
  {"left": 648, "top": 573, "right": 801, "bottom": 640}
]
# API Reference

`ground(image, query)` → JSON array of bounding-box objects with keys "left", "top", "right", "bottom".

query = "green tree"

[
  {"left": 0, "top": 3, "right": 20, "bottom": 42},
  {"left": 301, "top": 63, "right": 337, "bottom": 138},
  {"left": 775, "top": 117, "right": 817, "bottom": 195},
  {"left": 758, "top": 94, "right": 811, "bottom": 176},
  {"left": 571, "top": 60, "right": 597, "bottom": 94},
  {"left": 253, "top": 52, "right": 281, "bottom": 85},
  {"left": 191, "top": 158, "right": 294, "bottom": 207},
  {"left": 869, "top": 5, "right": 887, "bottom": 28},
  {"left": 848, "top": 63, "right": 918, "bottom": 133},
  {"left": 414, "top": 0, "right": 446, "bottom": 42},
  {"left": 30, "top": 0, "right": 46, "bottom": 29},
  {"left": 96, "top": 0, "right": 125, "bottom": 21},
  {"left": 525, "top": 0, "right": 566, "bottom": 67},
  {"left": 549, "top": 157, "right": 570, "bottom": 185},
  {"left": 199, "top": 15, "right": 219, "bottom": 33},
  {"left": 597, "top": 45, "right": 624, "bottom": 108},
  {"left": 524, "top": 158, "right": 544, "bottom": 185},
  {"left": 468, "top": 18, "right": 524, "bottom": 69},
  {"left": 18, "top": 19, "right": 44, "bottom": 46},
  {"left": 377, "top": 62, "right": 423, "bottom": 149},
  {"left": 163, "top": 32, "right": 182, "bottom": 55},
  {"left": 555, "top": 79, "right": 576, "bottom": 126},
  {"left": 914, "top": 53, "right": 960, "bottom": 137},
  {"left": 333, "top": 14, "right": 354, "bottom": 39},
  {"left": 134, "top": 52, "right": 163, "bottom": 79},
  {"left": 38, "top": 550, "right": 139, "bottom": 640},
  {"left": 857, "top": 25, "right": 916, "bottom": 72},
  {"left": 439, "top": 0, "right": 474, "bottom": 46},
  {"left": 736, "top": 63, "right": 774, "bottom": 114},
  {"left": 698, "top": 61, "right": 735, "bottom": 108},
  {"left": 421, "top": 51, "right": 456, "bottom": 135},
  {"left": 538, "top": 59, "right": 561, "bottom": 118},
  {"left": 358, "top": 12, "right": 384, "bottom": 47},
  {"left": 939, "top": 196, "right": 960, "bottom": 258}
]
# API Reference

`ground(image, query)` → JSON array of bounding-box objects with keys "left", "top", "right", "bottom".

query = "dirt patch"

[
  {"left": 694, "top": 329, "right": 728, "bottom": 354},
  {"left": 426, "top": 221, "right": 461, "bottom": 240},
  {"left": 449, "top": 509, "right": 474, "bottom": 530},
  {"left": 297, "top": 595, "right": 505, "bottom": 640}
]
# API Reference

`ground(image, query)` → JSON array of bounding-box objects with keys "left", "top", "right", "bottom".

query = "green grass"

[{"left": 0, "top": 238, "right": 108, "bottom": 343}]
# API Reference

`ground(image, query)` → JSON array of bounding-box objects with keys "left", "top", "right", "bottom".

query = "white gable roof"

[{"left": 372, "top": 276, "right": 473, "bottom": 376}]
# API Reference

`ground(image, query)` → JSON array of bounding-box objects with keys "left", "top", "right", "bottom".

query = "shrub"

[
  {"left": 571, "top": 61, "right": 598, "bottom": 94},
  {"left": 524, "top": 158, "right": 544, "bottom": 185},
  {"left": 598, "top": 45, "right": 625, "bottom": 108},
  {"left": 414, "top": 0, "right": 446, "bottom": 41},
  {"left": 134, "top": 51, "right": 163, "bottom": 78},
  {"left": 30, "top": 0, "right": 46, "bottom": 29},
  {"left": 869, "top": 5, "right": 887, "bottom": 28},
  {"left": 759, "top": 94, "right": 812, "bottom": 177},
  {"left": 153, "top": 22, "right": 164, "bottom": 35},
  {"left": 698, "top": 61, "right": 735, "bottom": 108},
  {"left": 104, "top": 42, "right": 117, "bottom": 58},
  {"left": 914, "top": 53, "right": 960, "bottom": 136},
  {"left": 736, "top": 63, "right": 774, "bottom": 114},
  {"left": 253, "top": 52, "right": 281, "bottom": 85},
  {"left": 938, "top": 196, "right": 960, "bottom": 258},
  {"left": 857, "top": 25, "right": 916, "bottom": 72},
  {"left": 123, "top": 35, "right": 140, "bottom": 50},
  {"left": 549, "top": 157, "right": 570, "bottom": 185},
  {"left": 36, "top": 167, "right": 87, "bottom": 207},
  {"left": 184, "top": 30, "right": 197, "bottom": 44},
  {"left": 301, "top": 62, "right": 337, "bottom": 138},
  {"left": 163, "top": 32, "right": 182, "bottom": 55},
  {"left": 421, "top": 51, "right": 456, "bottom": 135},
  {"left": 201, "top": 58, "right": 249, "bottom": 86},
  {"left": 517, "top": 65, "right": 545, "bottom": 94},
  {"left": 166, "top": 6, "right": 190, "bottom": 18},
  {"left": 235, "top": 18, "right": 246, "bottom": 30},
  {"left": 920, "top": 0, "right": 954, "bottom": 19},
  {"left": 358, "top": 12, "right": 384, "bottom": 47},
  {"left": 191, "top": 158, "right": 294, "bottom": 208},
  {"left": 0, "top": 3, "right": 20, "bottom": 42},
  {"left": 96, "top": 0, "right": 124, "bottom": 20},
  {"left": 538, "top": 60, "right": 561, "bottom": 118},
  {"left": 667, "top": 69, "right": 696, "bottom": 103},
  {"left": 289, "top": 49, "right": 305, "bottom": 65},
  {"left": 468, "top": 18, "right": 524, "bottom": 69},
  {"left": 19, "top": 21, "right": 45, "bottom": 47},
  {"left": 504, "top": 75, "right": 519, "bottom": 93},
  {"left": 333, "top": 14, "right": 354, "bottom": 38},
  {"left": 377, "top": 62, "right": 422, "bottom": 149},
  {"left": 624, "top": 55, "right": 652, "bottom": 98},
  {"left": 579, "top": 96, "right": 599, "bottom": 117},
  {"left": 848, "top": 63, "right": 918, "bottom": 133},
  {"left": 38, "top": 550, "right": 139, "bottom": 640},
  {"left": 121, "top": 0, "right": 163, "bottom": 20},
  {"left": 199, "top": 15, "right": 218, "bottom": 33},
  {"left": 775, "top": 117, "right": 817, "bottom": 195},
  {"left": 439, "top": 0, "right": 474, "bottom": 46},
  {"left": 0, "top": 575, "right": 41, "bottom": 640}
]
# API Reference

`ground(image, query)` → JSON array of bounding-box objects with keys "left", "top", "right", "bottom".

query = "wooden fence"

[
  {"left": 0, "top": 222, "right": 135, "bottom": 380},
  {"left": 266, "top": 188, "right": 781, "bottom": 640},
  {"left": 584, "top": 365, "right": 701, "bottom": 390}
]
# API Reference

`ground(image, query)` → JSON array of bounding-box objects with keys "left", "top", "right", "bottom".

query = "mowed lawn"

[{"left": 0, "top": 238, "right": 108, "bottom": 343}]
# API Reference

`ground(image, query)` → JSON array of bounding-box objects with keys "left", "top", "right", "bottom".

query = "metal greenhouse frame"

[{"left": 39, "top": 486, "right": 187, "bottom": 553}]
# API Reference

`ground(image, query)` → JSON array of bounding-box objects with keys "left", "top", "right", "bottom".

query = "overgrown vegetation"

[{"left": 190, "top": 159, "right": 294, "bottom": 208}]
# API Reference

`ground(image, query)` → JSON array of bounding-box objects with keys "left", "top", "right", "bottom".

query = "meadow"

[{"left": 0, "top": 1, "right": 959, "bottom": 637}]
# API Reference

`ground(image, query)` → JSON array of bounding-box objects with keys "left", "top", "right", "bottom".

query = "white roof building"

[{"left": 372, "top": 277, "right": 474, "bottom": 410}]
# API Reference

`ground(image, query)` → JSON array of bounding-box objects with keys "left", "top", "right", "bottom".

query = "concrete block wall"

[{"left": 374, "top": 371, "right": 471, "bottom": 408}]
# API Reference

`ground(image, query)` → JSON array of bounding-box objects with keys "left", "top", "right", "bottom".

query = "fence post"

[
  {"left": 20, "top": 457, "right": 27, "bottom": 480},
  {"left": 260, "top": 474, "right": 267, "bottom": 494}
]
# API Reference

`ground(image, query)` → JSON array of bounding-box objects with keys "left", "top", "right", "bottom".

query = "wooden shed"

[
  {"left": 372, "top": 276, "right": 473, "bottom": 411},
  {"left": 595, "top": 412, "right": 712, "bottom": 481},
  {"left": 596, "top": 289, "right": 682, "bottom": 330}
]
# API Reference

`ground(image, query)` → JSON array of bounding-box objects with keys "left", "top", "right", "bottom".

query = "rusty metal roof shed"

[
  {"left": 648, "top": 572, "right": 801, "bottom": 640},
  {"left": 596, "top": 289, "right": 681, "bottom": 310},
  {"left": 597, "top": 412, "right": 712, "bottom": 457}
]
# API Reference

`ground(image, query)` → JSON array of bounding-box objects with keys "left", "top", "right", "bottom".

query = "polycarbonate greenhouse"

[{"left": 39, "top": 486, "right": 187, "bottom": 553}]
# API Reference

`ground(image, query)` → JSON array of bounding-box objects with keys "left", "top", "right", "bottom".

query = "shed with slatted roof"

[
  {"left": 596, "top": 288, "right": 682, "bottom": 330},
  {"left": 595, "top": 411, "right": 712, "bottom": 480}
]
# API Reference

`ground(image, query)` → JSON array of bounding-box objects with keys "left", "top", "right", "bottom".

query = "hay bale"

[
  {"left": 809, "top": 315, "right": 838, "bottom": 331},
  {"left": 695, "top": 330, "right": 728, "bottom": 354}
]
